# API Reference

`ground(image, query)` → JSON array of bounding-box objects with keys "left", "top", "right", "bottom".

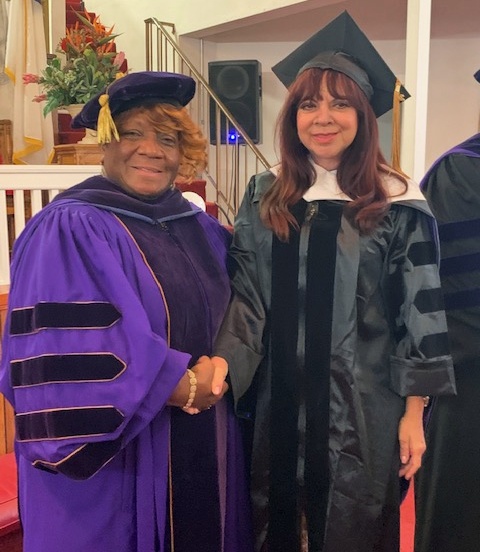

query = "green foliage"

[{"left": 40, "top": 48, "right": 121, "bottom": 116}]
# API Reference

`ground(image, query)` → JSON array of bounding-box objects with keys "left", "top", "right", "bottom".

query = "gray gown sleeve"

[
  {"left": 387, "top": 205, "right": 456, "bottom": 397},
  {"left": 214, "top": 176, "right": 268, "bottom": 409}
]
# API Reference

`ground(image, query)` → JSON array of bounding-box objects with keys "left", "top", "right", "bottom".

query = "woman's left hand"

[{"left": 398, "top": 396, "right": 427, "bottom": 480}]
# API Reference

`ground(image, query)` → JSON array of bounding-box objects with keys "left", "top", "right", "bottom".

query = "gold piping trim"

[
  {"left": 113, "top": 216, "right": 172, "bottom": 346},
  {"left": 32, "top": 442, "right": 117, "bottom": 477},
  {"left": 33, "top": 442, "right": 88, "bottom": 468},
  {"left": 11, "top": 301, "right": 118, "bottom": 310},
  {"left": 113, "top": 217, "right": 174, "bottom": 546}
]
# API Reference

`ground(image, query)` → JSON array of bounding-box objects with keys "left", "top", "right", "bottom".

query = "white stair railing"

[{"left": 0, "top": 165, "right": 101, "bottom": 285}]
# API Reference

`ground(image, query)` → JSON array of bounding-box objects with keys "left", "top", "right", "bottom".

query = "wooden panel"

[
  {"left": 51, "top": 143, "right": 103, "bottom": 165},
  {"left": 0, "top": 120, "right": 12, "bottom": 164},
  {"left": 0, "top": 285, "right": 14, "bottom": 455}
]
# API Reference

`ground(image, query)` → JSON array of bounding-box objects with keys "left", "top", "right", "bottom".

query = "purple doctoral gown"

[
  {"left": 415, "top": 134, "right": 480, "bottom": 552},
  {"left": 0, "top": 176, "right": 254, "bottom": 552}
]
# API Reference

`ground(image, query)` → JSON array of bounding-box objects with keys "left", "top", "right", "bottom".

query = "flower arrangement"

[{"left": 23, "top": 11, "right": 125, "bottom": 116}]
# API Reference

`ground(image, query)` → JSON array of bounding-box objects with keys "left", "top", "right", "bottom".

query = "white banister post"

[
  {"left": 401, "top": 0, "right": 432, "bottom": 183},
  {"left": 0, "top": 165, "right": 101, "bottom": 285}
]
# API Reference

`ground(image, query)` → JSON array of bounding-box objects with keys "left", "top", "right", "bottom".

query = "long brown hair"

[{"left": 260, "top": 68, "right": 407, "bottom": 241}]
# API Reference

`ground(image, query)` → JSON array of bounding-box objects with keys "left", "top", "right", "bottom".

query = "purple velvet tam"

[{"left": 72, "top": 71, "right": 196, "bottom": 130}]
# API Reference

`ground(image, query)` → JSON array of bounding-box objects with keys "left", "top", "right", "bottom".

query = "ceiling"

[{"left": 188, "top": 0, "right": 480, "bottom": 43}]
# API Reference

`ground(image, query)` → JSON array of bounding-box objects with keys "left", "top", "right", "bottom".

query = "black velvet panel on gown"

[{"left": 268, "top": 200, "right": 343, "bottom": 552}]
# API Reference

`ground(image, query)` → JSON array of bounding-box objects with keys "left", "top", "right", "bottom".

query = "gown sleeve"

[
  {"left": 421, "top": 154, "right": 480, "bottom": 365},
  {"left": 214, "top": 177, "right": 268, "bottom": 409},
  {"left": 0, "top": 202, "right": 190, "bottom": 479},
  {"left": 386, "top": 204, "right": 456, "bottom": 397}
]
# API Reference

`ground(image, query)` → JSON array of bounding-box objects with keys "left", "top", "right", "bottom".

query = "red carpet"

[{"left": 400, "top": 482, "right": 415, "bottom": 552}]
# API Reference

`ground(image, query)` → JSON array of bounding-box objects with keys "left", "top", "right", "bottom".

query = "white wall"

[
  {"left": 203, "top": 40, "right": 288, "bottom": 167},
  {"left": 87, "top": 0, "right": 326, "bottom": 36},
  {"left": 426, "top": 37, "right": 480, "bottom": 168},
  {"left": 84, "top": 0, "right": 323, "bottom": 74}
]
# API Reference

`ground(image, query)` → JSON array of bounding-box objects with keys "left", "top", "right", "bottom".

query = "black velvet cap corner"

[{"left": 271, "top": 10, "right": 410, "bottom": 117}]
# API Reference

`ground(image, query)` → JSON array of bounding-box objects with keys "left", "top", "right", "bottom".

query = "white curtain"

[{"left": 5, "top": 0, "right": 54, "bottom": 164}]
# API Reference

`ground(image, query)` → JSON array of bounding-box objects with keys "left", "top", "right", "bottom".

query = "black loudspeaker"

[{"left": 208, "top": 60, "right": 262, "bottom": 145}]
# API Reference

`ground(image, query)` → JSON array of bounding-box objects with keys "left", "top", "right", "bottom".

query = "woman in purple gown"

[{"left": 0, "top": 71, "right": 253, "bottom": 552}]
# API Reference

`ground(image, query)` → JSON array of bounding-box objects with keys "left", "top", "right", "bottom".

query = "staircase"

[{"left": 146, "top": 19, "right": 270, "bottom": 224}]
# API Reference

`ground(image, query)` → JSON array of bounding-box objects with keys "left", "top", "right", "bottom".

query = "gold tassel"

[
  {"left": 96, "top": 73, "right": 125, "bottom": 144},
  {"left": 391, "top": 78, "right": 407, "bottom": 176},
  {"left": 96, "top": 93, "right": 119, "bottom": 144}
]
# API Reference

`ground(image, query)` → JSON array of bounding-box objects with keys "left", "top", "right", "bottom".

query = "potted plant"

[{"left": 23, "top": 11, "right": 125, "bottom": 117}]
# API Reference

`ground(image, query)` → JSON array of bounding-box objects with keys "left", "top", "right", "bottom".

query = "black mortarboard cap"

[
  {"left": 72, "top": 71, "right": 196, "bottom": 135},
  {"left": 272, "top": 11, "right": 410, "bottom": 118},
  {"left": 474, "top": 69, "right": 480, "bottom": 83}
]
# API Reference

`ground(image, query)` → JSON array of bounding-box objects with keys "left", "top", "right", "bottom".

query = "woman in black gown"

[{"left": 212, "top": 11, "right": 456, "bottom": 552}]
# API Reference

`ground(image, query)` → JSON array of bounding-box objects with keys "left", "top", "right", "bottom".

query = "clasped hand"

[{"left": 168, "top": 355, "right": 229, "bottom": 415}]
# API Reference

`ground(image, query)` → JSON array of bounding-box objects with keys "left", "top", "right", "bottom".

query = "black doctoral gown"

[{"left": 215, "top": 169, "right": 456, "bottom": 552}]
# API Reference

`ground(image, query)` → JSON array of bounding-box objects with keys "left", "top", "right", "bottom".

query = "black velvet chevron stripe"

[
  {"left": 438, "top": 218, "right": 480, "bottom": 242},
  {"left": 407, "top": 241, "right": 437, "bottom": 267},
  {"left": 414, "top": 288, "right": 445, "bottom": 314},
  {"left": 419, "top": 332, "right": 450, "bottom": 358},
  {"left": 443, "top": 289, "right": 480, "bottom": 311},
  {"left": 10, "top": 354, "right": 125, "bottom": 387},
  {"left": 16, "top": 406, "right": 124, "bottom": 441},
  {"left": 440, "top": 252, "right": 480, "bottom": 277},
  {"left": 10, "top": 302, "right": 121, "bottom": 335},
  {"left": 33, "top": 437, "right": 123, "bottom": 480}
]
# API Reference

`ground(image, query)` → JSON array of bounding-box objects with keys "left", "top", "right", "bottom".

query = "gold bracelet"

[{"left": 182, "top": 369, "right": 197, "bottom": 410}]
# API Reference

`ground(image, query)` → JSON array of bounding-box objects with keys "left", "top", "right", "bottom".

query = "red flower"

[
  {"left": 113, "top": 51, "right": 125, "bottom": 67},
  {"left": 23, "top": 73, "right": 40, "bottom": 85}
]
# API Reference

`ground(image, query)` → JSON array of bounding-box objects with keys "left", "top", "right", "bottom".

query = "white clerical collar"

[{"left": 303, "top": 163, "right": 351, "bottom": 202}]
